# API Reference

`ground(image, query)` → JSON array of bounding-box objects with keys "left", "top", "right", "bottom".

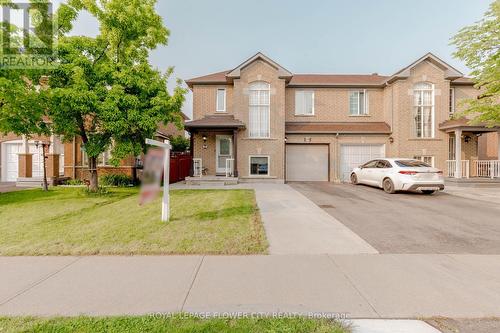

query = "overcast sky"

[{"left": 6, "top": 0, "right": 494, "bottom": 118}]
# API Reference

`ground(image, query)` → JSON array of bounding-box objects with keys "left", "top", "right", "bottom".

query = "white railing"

[
  {"left": 472, "top": 160, "right": 500, "bottom": 179},
  {"left": 446, "top": 160, "right": 469, "bottom": 178},
  {"left": 193, "top": 158, "right": 202, "bottom": 177},
  {"left": 225, "top": 158, "right": 234, "bottom": 177}
]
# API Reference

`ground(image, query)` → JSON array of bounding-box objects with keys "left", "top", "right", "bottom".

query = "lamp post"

[{"left": 34, "top": 140, "right": 51, "bottom": 191}]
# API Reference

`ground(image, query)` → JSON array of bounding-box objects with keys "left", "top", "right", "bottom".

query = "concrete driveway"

[{"left": 290, "top": 182, "right": 500, "bottom": 254}]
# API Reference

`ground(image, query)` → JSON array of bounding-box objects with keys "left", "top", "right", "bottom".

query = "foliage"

[
  {"left": 451, "top": 0, "right": 500, "bottom": 125},
  {"left": 99, "top": 174, "right": 133, "bottom": 187},
  {"left": 0, "top": 315, "right": 349, "bottom": 333},
  {"left": 63, "top": 179, "right": 84, "bottom": 185},
  {"left": 80, "top": 186, "right": 109, "bottom": 196},
  {"left": 170, "top": 135, "right": 190, "bottom": 152}
]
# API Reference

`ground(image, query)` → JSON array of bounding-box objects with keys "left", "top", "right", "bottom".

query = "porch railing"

[
  {"left": 472, "top": 160, "right": 500, "bottom": 179},
  {"left": 446, "top": 160, "right": 469, "bottom": 178},
  {"left": 225, "top": 158, "right": 234, "bottom": 178},
  {"left": 193, "top": 158, "right": 202, "bottom": 177}
]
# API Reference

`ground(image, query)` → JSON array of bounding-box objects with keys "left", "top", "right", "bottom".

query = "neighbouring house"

[
  {"left": 0, "top": 113, "right": 188, "bottom": 185},
  {"left": 184, "top": 52, "right": 500, "bottom": 183}
]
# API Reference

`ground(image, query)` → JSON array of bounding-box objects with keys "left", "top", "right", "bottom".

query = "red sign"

[{"left": 139, "top": 148, "right": 165, "bottom": 205}]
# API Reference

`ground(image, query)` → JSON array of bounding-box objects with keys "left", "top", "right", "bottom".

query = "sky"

[{"left": 7, "top": 0, "right": 494, "bottom": 118}]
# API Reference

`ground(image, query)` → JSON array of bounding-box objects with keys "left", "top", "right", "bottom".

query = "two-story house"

[{"left": 185, "top": 52, "right": 500, "bottom": 183}]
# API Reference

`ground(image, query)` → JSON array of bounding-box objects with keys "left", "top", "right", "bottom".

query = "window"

[
  {"left": 449, "top": 88, "right": 455, "bottom": 115},
  {"left": 216, "top": 88, "right": 226, "bottom": 112},
  {"left": 413, "top": 82, "right": 434, "bottom": 138},
  {"left": 249, "top": 81, "right": 270, "bottom": 138},
  {"left": 82, "top": 147, "right": 113, "bottom": 166},
  {"left": 448, "top": 137, "right": 456, "bottom": 160},
  {"left": 361, "top": 160, "right": 378, "bottom": 168},
  {"left": 250, "top": 156, "right": 269, "bottom": 176},
  {"left": 295, "top": 91, "right": 314, "bottom": 115},
  {"left": 349, "top": 90, "right": 369, "bottom": 115},
  {"left": 376, "top": 160, "right": 392, "bottom": 168},
  {"left": 413, "top": 155, "right": 434, "bottom": 167}
]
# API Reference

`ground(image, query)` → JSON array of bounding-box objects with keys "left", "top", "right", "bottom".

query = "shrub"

[
  {"left": 63, "top": 179, "right": 84, "bottom": 185},
  {"left": 99, "top": 174, "right": 133, "bottom": 187},
  {"left": 170, "top": 135, "right": 190, "bottom": 152}
]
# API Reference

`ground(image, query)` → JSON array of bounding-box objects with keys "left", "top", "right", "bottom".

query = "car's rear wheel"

[
  {"left": 421, "top": 190, "right": 436, "bottom": 195},
  {"left": 350, "top": 173, "right": 358, "bottom": 185},
  {"left": 383, "top": 178, "right": 396, "bottom": 194}
]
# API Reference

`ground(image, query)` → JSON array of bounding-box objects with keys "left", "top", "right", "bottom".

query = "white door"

[
  {"left": 216, "top": 135, "right": 232, "bottom": 174},
  {"left": 340, "top": 144, "right": 385, "bottom": 182},
  {"left": 286, "top": 144, "right": 329, "bottom": 181},
  {"left": 3, "top": 143, "right": 22, "bottom": 182},
  {"left": 29, "top": 144, "right": 44, "bottom": 178}
]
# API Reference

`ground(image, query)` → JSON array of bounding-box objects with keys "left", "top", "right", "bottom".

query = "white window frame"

[
  {"left": 413, "top": 82, "right": 435, "bottom": 138},
  {"left": 414, "top": 155, "right": 435, "bottom": 167},
  {"left": 295, "top": 90, "right": 315, "bottom": 116},
  {"left": 248, "top": 81, "right": 271, "bottom": 138},
  {"left": 449, "top": 87, "right": 455, "bottom": 115},
  {"left": 349, "top": 90, "right": 369, "bottom": 116},
  {"left": 249, "top": 155, "right": 270, "bottom": 176},
  {"left": 82, "top": 147, "right": 113, "bottom": 167},
  {"left": 216, "top": 88, "right": 226, "bottom": 112}
]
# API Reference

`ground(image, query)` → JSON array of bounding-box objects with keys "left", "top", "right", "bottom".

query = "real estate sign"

[{"left": 139, "top": 148, "right": 165, "bottom": 206}]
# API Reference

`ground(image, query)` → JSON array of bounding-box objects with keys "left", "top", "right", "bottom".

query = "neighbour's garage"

[
  {"left": 286, "top": 144, "right": 329, "bottom": 181},
  {"left": 340, "top": 144, "right": 385, "bottom": 181},
  {"left": 1, "top": 141, "right": 44, "bottom": 182}
]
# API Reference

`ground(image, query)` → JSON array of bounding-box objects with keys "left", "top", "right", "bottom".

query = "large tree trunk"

[{"left": 88, "top": 155, "right": 99, "bottom": 192}]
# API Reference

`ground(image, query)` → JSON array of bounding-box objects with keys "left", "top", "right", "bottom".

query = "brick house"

[
  {"left": 0, "top": 114, "right": 187, "bottom": 184},
  {"left": 184, "top": 52, "right": 500, "bottom": 182}
]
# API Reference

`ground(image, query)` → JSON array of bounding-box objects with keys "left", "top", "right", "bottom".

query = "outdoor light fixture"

[
  {"left": 389, "top": 136, "right": 394, "bottom": 143},
  {"left": 34, "top": 140, "right": 51, "bottom": 192},
  {"left": 202, "top": 135, "right": 207, "bottom": 143},
  {"left": 464, "top": 135, "right": 471, "bottom": 143}
]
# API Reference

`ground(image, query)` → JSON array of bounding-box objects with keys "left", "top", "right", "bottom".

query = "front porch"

[
  {"left": 440, "top": 119, "right": 500, "bottom": 181},
  {"left": 184, "top": 115, "right": 245, "bottom": 182}
]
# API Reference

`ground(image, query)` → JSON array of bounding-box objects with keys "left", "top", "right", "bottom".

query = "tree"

[
  {"left": 451, "top": 0, "right": 500, "bottom": 125},
  {"left": 170, "top": 135, "right": 190, "bottom": 152}
]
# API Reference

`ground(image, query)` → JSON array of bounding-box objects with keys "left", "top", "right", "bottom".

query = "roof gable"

[
  {"left": 386, "top": 53, "right": 463, "bottom": 83},
  {"left": 226, "top": 52, "right": 292, "bottom": 79}
]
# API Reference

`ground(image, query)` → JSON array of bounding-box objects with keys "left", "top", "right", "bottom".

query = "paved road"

[
  {"left": 290, "top": 182, "right": 500, "bottom": 254},
  {"left": 1, "top": 255, "right": 500, "bottom": 319}
]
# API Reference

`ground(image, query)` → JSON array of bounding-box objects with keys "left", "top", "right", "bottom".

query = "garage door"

[
  {"left": 340, "top": 144, "right": 385, "bottom": 181},
  {"left": 29, "top": 144, "right": 44, "bottom": 178},
  {"left": 3, "top": 143, "right": 22, "bottom": 182},
  {"left": 286, "top": 144, "right": 329, "bottom": 181}
]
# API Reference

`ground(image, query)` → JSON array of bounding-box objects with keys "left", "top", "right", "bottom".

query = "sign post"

[{"left": 145, "top": 138, "right": 172, "bottom": 222}]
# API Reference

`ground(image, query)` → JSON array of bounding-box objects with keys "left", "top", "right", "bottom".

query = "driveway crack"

[
  {"left": 327, "top": 255, "right": 381, "bottom": 318},
  {"left": 181, "top": 255, "right": 205, "bottom": 311},
  {"left": 0, "top": 256, "right": 82, "bottom": 307}
]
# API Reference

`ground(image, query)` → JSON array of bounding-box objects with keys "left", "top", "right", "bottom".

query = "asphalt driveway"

[{"left": 290, "top": 182, "right": 500, "bottom": 254}]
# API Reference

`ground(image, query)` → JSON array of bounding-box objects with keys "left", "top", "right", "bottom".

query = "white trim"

[
  {"left": 349, "top": 89, "right": 369, "bottom": 116},
  {"left": 248, "top": 155, "right": 270, "bottom": 176},
  {"left": 216, "top": 88, "right": 226, "bottom": 112},
  {"left": 413, "top": 82, "right": 435, "bottom": 138},
  {"left": 294, "top": 90, "right": 315, "bottom": 116},
  {"left": 248, "top": 81, "right": 271, "bottom": 138},
  {"left": 216, "top": 135, "right": 232, "bottom": 174}
]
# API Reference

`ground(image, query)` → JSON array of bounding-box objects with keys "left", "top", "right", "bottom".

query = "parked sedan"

[{"left": 350, "top": 158, "right": 445, "bottom": 194}]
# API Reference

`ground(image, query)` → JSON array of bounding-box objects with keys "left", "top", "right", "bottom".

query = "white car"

[{"left": 350, "top": 158, "right": 445, "bottom": 194}]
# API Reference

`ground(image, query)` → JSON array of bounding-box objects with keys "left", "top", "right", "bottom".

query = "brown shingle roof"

[
  {"left": 288, "top": 74, "right": 388, "bottom": 86},
  {"left": 185, "top": 70, "right": 230, "bottom": 87},
  {"left": 451, "top": 77, "right": 475, "bottom": 85},
  {"left": 184, "top": 115, "right": 245, "bottom": 129},
  {"left": 286, "top": 122, "right": 391, "bottom": 134}
]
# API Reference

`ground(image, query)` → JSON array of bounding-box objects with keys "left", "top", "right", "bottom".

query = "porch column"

[
  {"left": 454, "top": 129, "right": 462, "bottom": 178},
  {"left": 18, "top": 135, "right": 32, "bottom": 178},
  {"left": 189, "top": 130, "right": 194, "bottom": 177},
  {"left": 233, "top": 129, "right": 238, "bottom": 177}
]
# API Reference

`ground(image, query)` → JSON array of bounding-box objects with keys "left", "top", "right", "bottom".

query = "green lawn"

[
  {"left": 0, "top": 187, "right": 267, "bottom": 255},
  {"left": 0, "top": 316, "right": 349, "bottom": 333}
]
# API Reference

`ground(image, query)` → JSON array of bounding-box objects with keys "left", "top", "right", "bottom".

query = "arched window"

[
  {"left": 249, "top": 81, "right": 270, "bottom": 138},
  {"left": 413, "top": 82, "right": 434, "bottom": 138}
]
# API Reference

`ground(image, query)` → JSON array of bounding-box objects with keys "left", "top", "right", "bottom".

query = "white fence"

[
  {"left": 472, "top": 160, "right": 500, "bottom": 179},
  {"left": 225, "top": 158, "right": 234, "bottom": 177},
  {"left": 446, "top": 160, "right": 469, "bottom": 178}
]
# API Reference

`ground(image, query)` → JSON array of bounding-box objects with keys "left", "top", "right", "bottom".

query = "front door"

[{"left": 216, "top": 135, "right": 232, "bottom": 174}]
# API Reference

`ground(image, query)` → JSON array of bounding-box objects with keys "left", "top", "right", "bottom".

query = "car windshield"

[{"left": 395, "top": 160, "right": 431, "bottom": 167}]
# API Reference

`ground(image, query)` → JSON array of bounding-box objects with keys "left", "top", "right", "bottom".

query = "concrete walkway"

[
  {"left": 172, "top": 183, "right": 378, "bottom": 254},
  {"left": 1, "top": 254, "right": 499, "bottom": 318},
  {"left": 444, "top": 185, "right": 500, "bottom": 205}
]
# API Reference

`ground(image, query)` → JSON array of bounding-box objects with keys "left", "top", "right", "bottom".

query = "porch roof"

[
  {"left": 184, "top": 115, "right": 246, "bottom": 130},
  {"left": 439, "top": 118, "right": 500, "bottom": 133},
  {"left": 285, "top": 121, "right": 391, "bottom": 134}
]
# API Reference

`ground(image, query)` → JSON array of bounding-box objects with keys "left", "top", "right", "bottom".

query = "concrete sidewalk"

[{"left": 1, "top": 254, "right": 499, "bottom": 318}]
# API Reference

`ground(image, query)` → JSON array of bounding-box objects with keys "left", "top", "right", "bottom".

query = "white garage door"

[
  {"left": 29, "top": 144, "right": 44, "bottom": 178},
  {"left": 286, "top": 144, "right": 329, "bottom": 181},
  {"left": 340, "top": 144, "right": 385, "bottom": 181},
  {"left": 3, "top": 143, "right": 22, "bottom": 182}
]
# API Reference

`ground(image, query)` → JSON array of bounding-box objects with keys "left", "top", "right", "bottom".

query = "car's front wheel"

[
  {"left": 350, "top": 173, "right": 358, "bottom": 185},
  {"left": 421, "top": 190, "right": 436, "bottom": 195},
  {"left": 383, "top": 178, "right": 396, "bottom": 194}
]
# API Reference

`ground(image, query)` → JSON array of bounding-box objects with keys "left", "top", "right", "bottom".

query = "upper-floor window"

[
  {"left": 413, "top": 82, "right": 434, "bottom": 138},
  {"left": 349, "top": 90, "right": 369, "bottom": 115},
  {"left": 249, "top": 81, "right": 270, "bottom": 138},
  {"left": 449, "top": 88, "right": 455, "bottom": 115},
  {"left": 295, "top": 91, "right": 314, "bottom": 115},
  {"left": 216, "top": 88, "right": 226, "bottom": 112}
]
